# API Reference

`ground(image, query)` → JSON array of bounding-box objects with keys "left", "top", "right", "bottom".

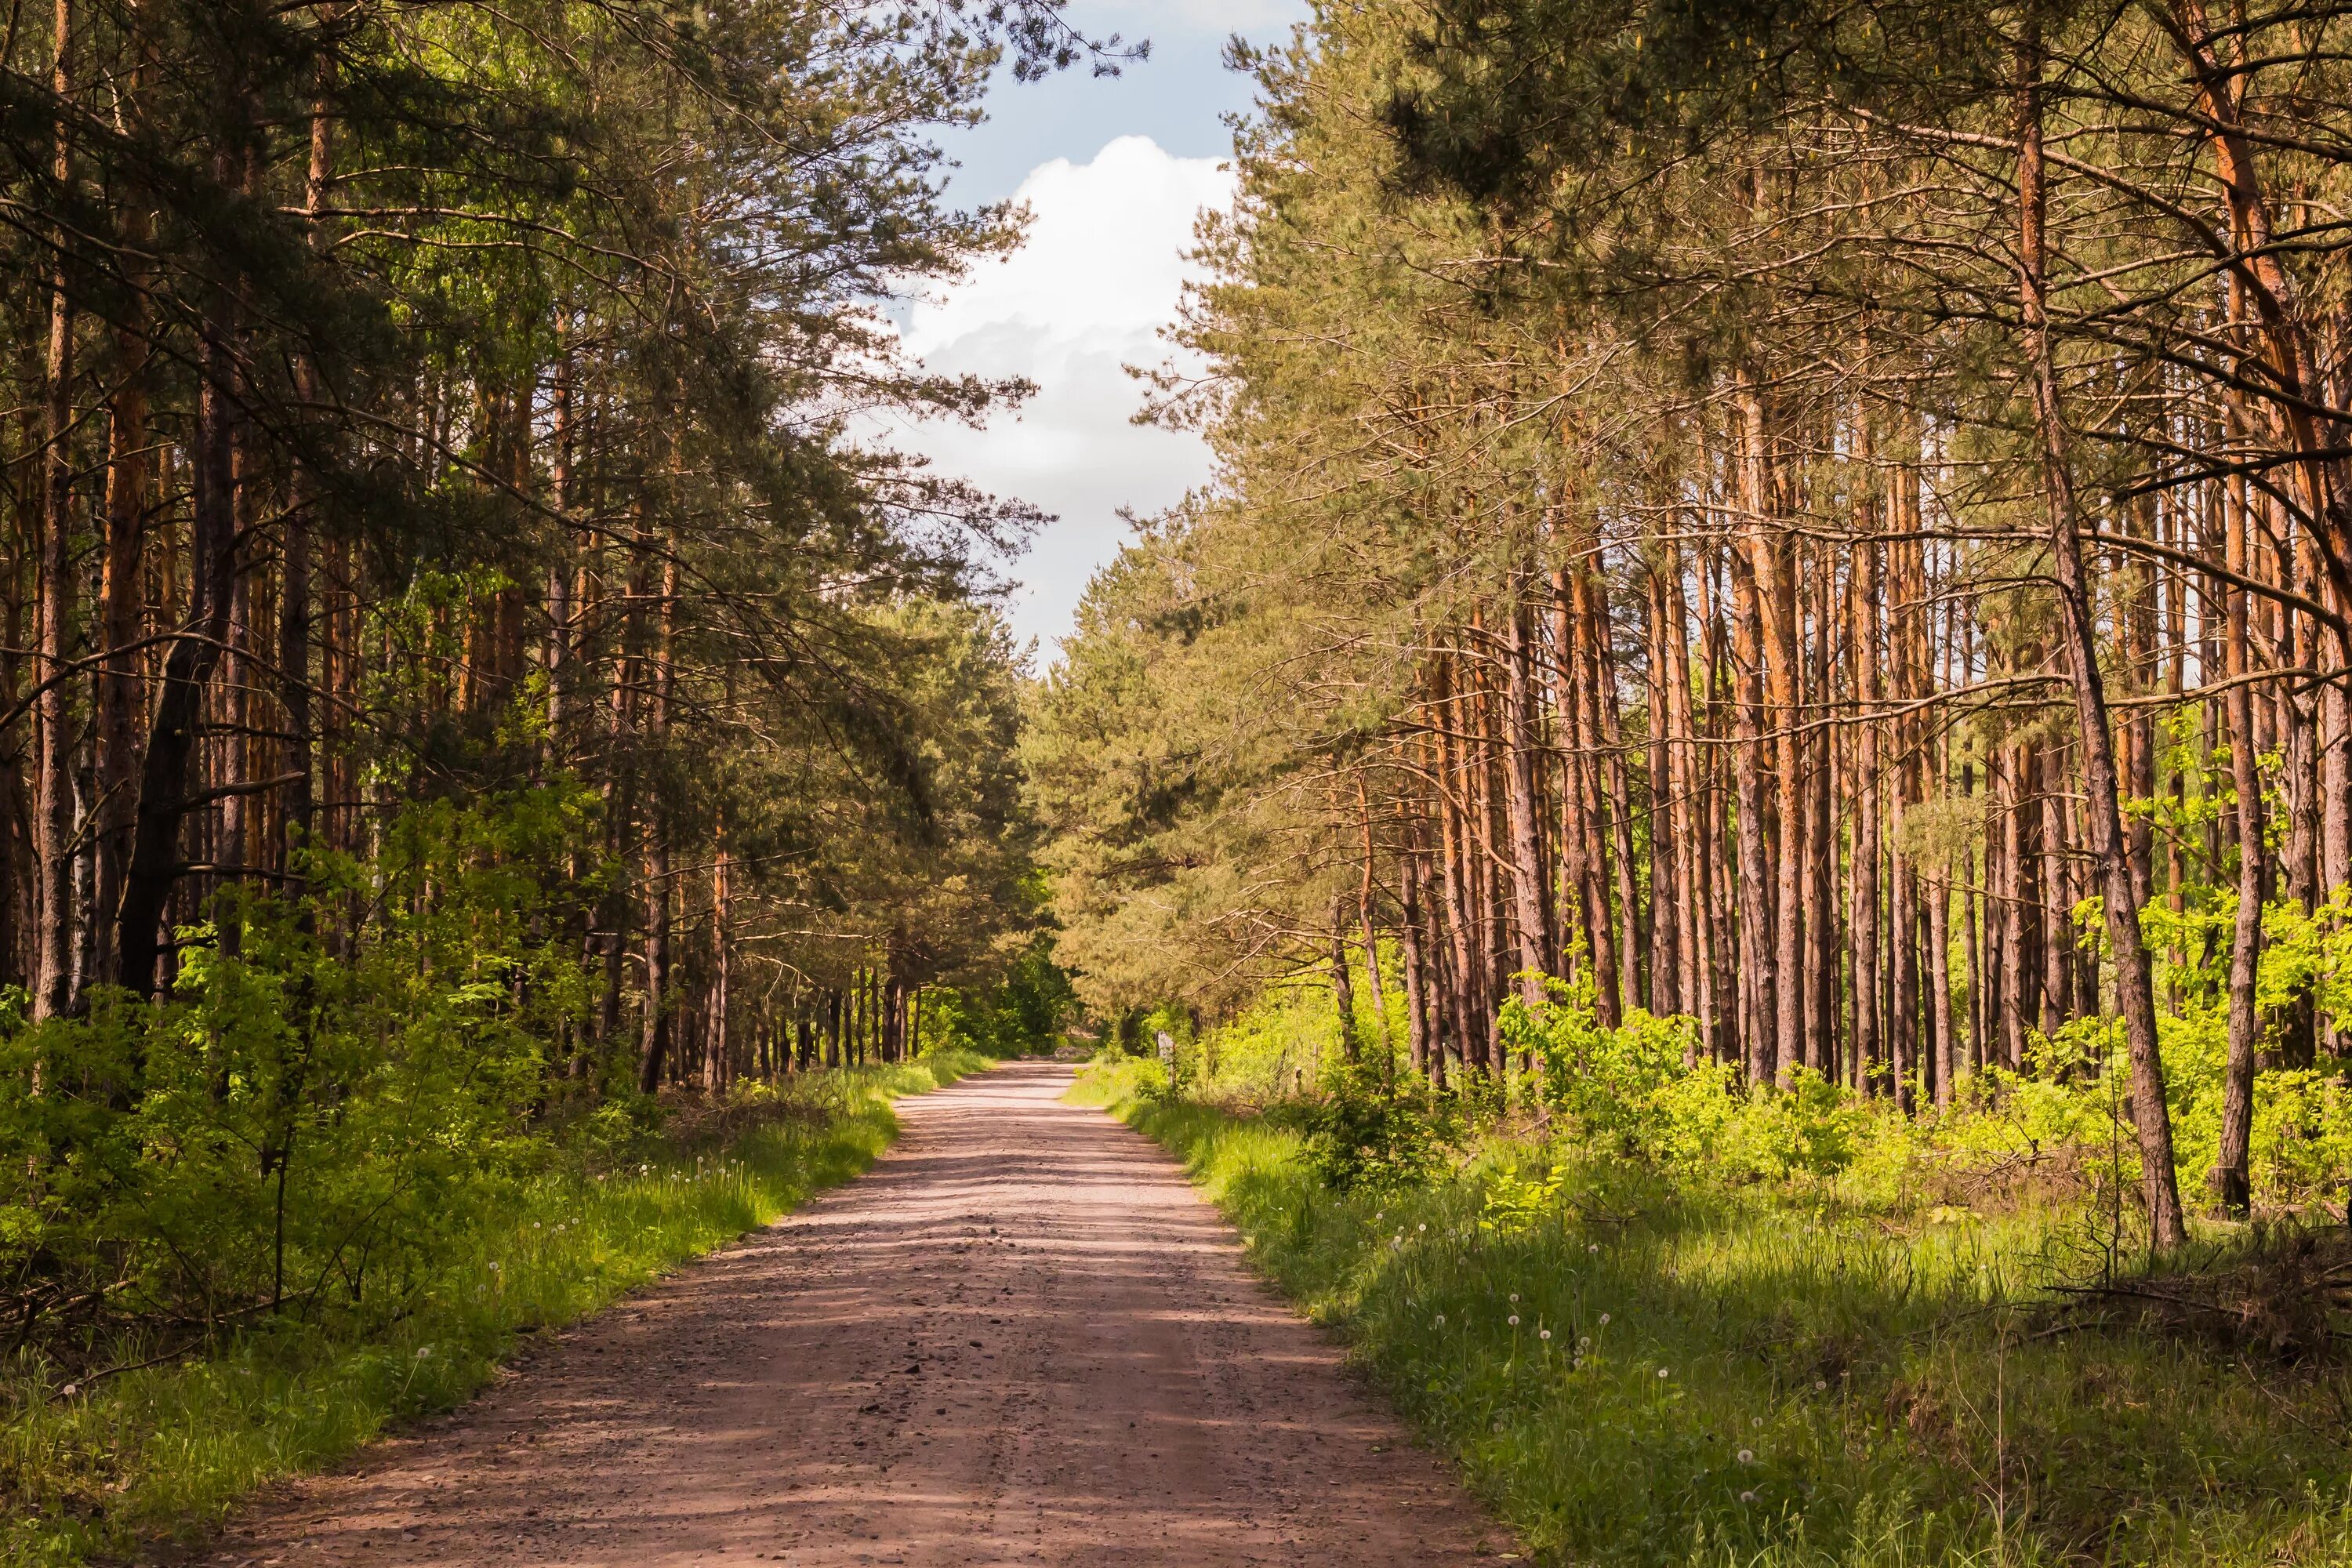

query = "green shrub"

[
  {"left": 2, "top": 789, "right": 593, "bottom": 1351},
  {"left": 1299, "top": 1055, "right": 1453, "bottom": 1192}
]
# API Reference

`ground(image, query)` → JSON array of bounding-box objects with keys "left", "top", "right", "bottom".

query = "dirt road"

[{"left": 200, "top": 1062, "right": 1503, "bottom": 1566}]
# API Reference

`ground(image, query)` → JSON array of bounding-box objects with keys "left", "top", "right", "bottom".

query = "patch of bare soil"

[{"left": 190, "top": 1062, "right": 1505, "bottom": 1566}]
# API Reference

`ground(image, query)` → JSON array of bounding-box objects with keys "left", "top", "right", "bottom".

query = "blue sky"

[
  {"left": 942, "top": 2, "right": 1298, "bottom": 206},
  {"left": 891, "top": 0, "right": 1311, "bottom": 663}
]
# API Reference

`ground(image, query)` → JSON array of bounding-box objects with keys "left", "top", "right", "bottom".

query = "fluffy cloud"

[{"left": 891, "top": 136, "right": 1233, "bottom": 662}]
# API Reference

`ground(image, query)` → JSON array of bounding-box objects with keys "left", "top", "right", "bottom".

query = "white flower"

[
  {"left": 1508, "top": 1293, "right": 1519, "bottom": 1302},
  {"left": 1588, "top": 1243, "right": 1599, "bottom": 1253},
  {"left": 1538, "top": 1329, "right": 1552, "bottom": 1341},
  {"left": 1434, "top": 1314, "right": 1446, "bottom": 1325},
  {"left": 1508, "top": 1315, "right": 1520, "bottom": 1327},
  {"left": 1417, "top": 1222, "right": 1427, "bottom": 1232},
  {"left": 59, "top": 1383, "right": 77, "bottom": 1398},
  {"left": 1737, "top": 1449, "right": 1755, "bottom": 1464},
  {"left": 416, "top": 1347, "right": 432, "bottom": 1359},
  {"left": 1740, "top": 1491, "right": 1756, "bottom": 1504},
  {"left": 1577, "top": 1335, "right": 1590, "bottom": 1348},
  {"left": 1753, "top": 1417, "right": 1764, "bottom": 1428},
  {"left": 1814, "top": 1379, "right": 1828, "bottom": 1391},
  {"left": 1599, "top": 1312, "right": 1610, "bottom": 1325},
  {"left": 1657, "top": 1368, "right": 1669, "bottom": 1379}
]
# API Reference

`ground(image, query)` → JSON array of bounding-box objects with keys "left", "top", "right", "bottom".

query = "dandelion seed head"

[{"left": 1508, "top": 1315, "right": 1520, "bottom": 1326}]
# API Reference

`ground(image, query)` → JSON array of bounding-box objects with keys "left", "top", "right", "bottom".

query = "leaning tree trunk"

[
  {"left": 117, "top": 129, "right": 248, "bottom": 998},
  {"left": 2019, "top": 21, "right": 2188, "bottom": 1249}
]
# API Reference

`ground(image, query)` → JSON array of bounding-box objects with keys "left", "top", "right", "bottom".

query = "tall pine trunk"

[{"left": 2019, "top": 21, "right": 2189, "bottom": 1247}]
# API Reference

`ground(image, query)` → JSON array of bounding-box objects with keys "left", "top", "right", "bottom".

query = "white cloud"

[{"left": 893, "top": 136, "right": 1232, "bottom": 663}]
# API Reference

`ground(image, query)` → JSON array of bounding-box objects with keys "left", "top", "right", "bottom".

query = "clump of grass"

[
  {"left": 1, "top": 1051, "right": 982, "bottom": 1567},
  {"left": 1074, "top": 1061, "right": 2352, "bottom": 1567}
]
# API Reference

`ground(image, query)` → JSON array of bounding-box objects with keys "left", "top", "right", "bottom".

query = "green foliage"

[
  {"left": 1075, "top": 1063, "right": 2352, "bottom": 1568},
  {"left": 920, "top": 935, "right": 1079, "bottom": 1057},
  {"left": 1298, "top": 1054, "right": 1453, "bottom": 1193},
  {"left": 2, "top": 789, "right": 596, "bottom": 1346},
  {"left": 1490, "top": 972, "right": 2352, "bottom": 1217},
  {"left": 1497, "top": 983, "right": 1864, "bottom": 1186}
]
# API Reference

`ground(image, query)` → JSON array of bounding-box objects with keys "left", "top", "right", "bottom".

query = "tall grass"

[
  {"left": 1, "top": 1051, "right": 984, "bottom": 1567},
  {"left": 1075, "top": 1061, "right": 2352, "bottom": 1567}
]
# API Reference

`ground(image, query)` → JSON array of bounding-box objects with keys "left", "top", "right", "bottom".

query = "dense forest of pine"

[
  {"left": 1033, "top": 0, "right": 2352, "bottom": 1249},
  {"left": 11, "top": 0, "right": 2352, "bottom": 1557},
  {"left": 0, "top": 0, "right": 1092, "bottom": 1381}
]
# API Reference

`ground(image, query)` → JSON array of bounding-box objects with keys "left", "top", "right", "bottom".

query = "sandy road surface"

[{"left": 196, "top": 1062, "right": 1503, "bottom": 1567}]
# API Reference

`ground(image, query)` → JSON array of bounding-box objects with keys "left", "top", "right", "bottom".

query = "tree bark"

[
  {"left": 1730, "top": 524, "right": 1774, "bottom": 1084},
  {"left": 1849, "top": 495, "right": 1883, "bottom": 1091},
  {"left": 2019, "top": 23, "right": 2190, "bottom": 1247},
  {"left": 2216, "top": 444, "right": 2264, "bottom": 1217},
  {"left": 1501, "top": 593, "right": 1552, "bottom": 1004},
  {"left": 1741, "top": 381, "right": 1804, "bottom": 1081},
  {"left": 117, "top": 127, "right": 247, "bottom": 997},
  {"left": 34, "top": 0, "right": 76, "bottom": 1018}
]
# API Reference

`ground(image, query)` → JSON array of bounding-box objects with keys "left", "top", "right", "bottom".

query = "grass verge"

[
  {"left": 2, "top": 1049, "right": 985, "bottom": 1567},
  {"left": 1073, "top": 1060, "right": 2352, "bottom": 1567}
]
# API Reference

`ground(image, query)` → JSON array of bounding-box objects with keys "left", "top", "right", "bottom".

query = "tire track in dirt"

[{"left": 194, "top": 1062, "right": 1506, "bottom": 1566}]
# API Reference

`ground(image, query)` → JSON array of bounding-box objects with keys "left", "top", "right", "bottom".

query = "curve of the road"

[{"left": 199, "top": 1062, "right": 1504, "bottom": 1566}]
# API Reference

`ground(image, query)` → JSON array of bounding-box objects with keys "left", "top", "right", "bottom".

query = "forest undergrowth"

[
  {"left": 1076, "top": 1027, "right": 2352, "bottom": 1567},
  {"left": 1, "top": 1050, "right": 983, "bottom": 1568}
]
